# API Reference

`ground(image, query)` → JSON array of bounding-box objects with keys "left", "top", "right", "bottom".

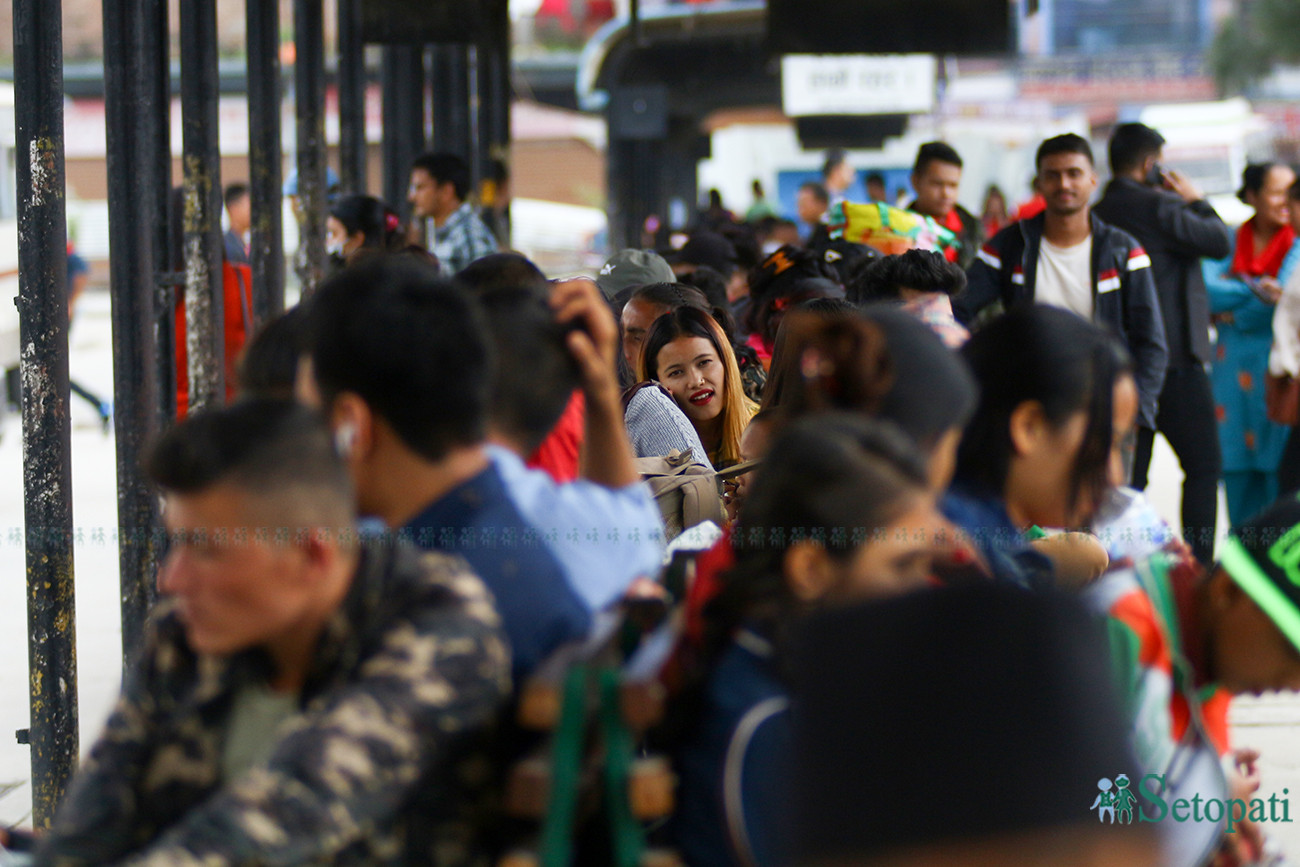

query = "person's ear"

[
  {"left": 784, "top": 540, "right": 837, "bottom": 603},
  {"left": 1008, "top": 400, "right": 1048, "bottom": 458},
  {"left": 330, "top": 393, "right": 374, "bottom": 460}
]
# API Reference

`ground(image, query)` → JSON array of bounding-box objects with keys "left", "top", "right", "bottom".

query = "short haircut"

[
  {"left": 866, "top": 172, "right": 885, "bottom": 187},
  {"left": 1036, "top": 133, "right": 1094, "bottom": 170},
  {"left": 148, "top": 398, "right": 354, "bottom": 527},
  {"left": 479, "top": 287, "right": 582, "bottom": 454},
  {"left": 798, "top": 181, "right": 830, "bottom": 206},
  {"left": 455, "top": 252, "right": 548, "bottom": 295},
  {"left": 411, "top": 152, "right": 471, "bottom": 202},
  {"left": 1108, "top": 123, "right": 1166, "bottom": 175},
  {"left": 912, "top": 141, "right": 963, "bottom": 176},
  {"left": 301, "top": 255, "right": 493, "bottom": 462},
  {"left": 236, "top": 306, "right": 307, "bottom": 400},
  {"left": 224, "top": 183, "right": 249, "bottom": 208},
  {"left": 848, "top": 249, "right": 967, "bottom": 304},
  {"left": 822, "top": 148, "right": 848, "bottom": 180}
]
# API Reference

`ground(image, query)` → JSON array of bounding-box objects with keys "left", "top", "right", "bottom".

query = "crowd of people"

[{"left": 13, "top": 129, "right": 1300, "bottom": 867}]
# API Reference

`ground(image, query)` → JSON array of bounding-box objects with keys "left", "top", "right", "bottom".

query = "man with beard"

[{"left": 958, "top": 133, "right": 1168, "bottom": 444}]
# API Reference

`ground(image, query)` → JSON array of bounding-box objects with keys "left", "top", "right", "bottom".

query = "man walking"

[{"left": 1094, "top": 122, "right": 1232, "bottom": 562}]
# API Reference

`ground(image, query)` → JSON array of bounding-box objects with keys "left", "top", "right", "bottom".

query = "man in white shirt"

[{"left": 960, "top": 134, "right": 1168, "bottom": 436}]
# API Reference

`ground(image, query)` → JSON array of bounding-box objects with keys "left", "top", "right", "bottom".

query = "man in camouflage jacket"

[{"left": 35, "top": 400, "right": 510, "bottom": 867}]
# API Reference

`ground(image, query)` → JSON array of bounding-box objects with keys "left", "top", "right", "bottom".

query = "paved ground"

[{"left": 0, "top": 291, "right": 1296, "bottom": 855}]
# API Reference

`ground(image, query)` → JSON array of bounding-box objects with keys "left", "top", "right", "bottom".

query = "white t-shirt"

[{"left": 1035, "top": 236, "right": 1094, "bottom": 319}]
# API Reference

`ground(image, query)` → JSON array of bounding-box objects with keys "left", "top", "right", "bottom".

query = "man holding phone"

[{"left": 1095, "top": 122, "right": 1233, "bottom": 563}]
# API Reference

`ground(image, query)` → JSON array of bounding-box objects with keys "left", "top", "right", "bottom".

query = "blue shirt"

[
  {"left": 941, "top": 480, "right": 1053, "bottom": 590},
  {"left": 671, "top": 629, "right": 792, "bottom": 867},
  {"left": 486, "top": 446, "right": 665, "bottom": 613},
  {"left": 403, "top": 463, "right": 591, "bottom": 679}
]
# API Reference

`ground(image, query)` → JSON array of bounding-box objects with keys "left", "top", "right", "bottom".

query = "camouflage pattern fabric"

[{"left": 35, "top": 542, "right": 511, "bottom": 866}]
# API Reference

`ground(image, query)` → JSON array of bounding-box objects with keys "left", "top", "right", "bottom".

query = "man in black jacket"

[
  {"left": 1094, "top": 123, "right": 1232, "bottom": 562},
  {"left": 960, "top": 134, "right": 1168, "bottom": 452}
]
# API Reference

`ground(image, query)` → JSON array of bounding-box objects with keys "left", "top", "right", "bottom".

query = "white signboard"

[{"left": 781, "top": 54, "right": 937, "bottom": 117}]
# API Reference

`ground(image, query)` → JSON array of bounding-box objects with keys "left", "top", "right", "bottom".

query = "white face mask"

[{"left": 326, "top": 237, "right": 346, "bottom": 257}]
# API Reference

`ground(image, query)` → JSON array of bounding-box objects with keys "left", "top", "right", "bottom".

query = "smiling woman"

[{"left": 638, "top": 306, "right": 759, "bottom": 469}]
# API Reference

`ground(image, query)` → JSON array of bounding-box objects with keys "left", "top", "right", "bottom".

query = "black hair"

[
  {"left": 627, "top": 281, "right": 711, "bottom": 317},
  {"left": 678, "top": 266, "right": 729, "bottom": 314},
  {"left": 455, "top": 252, "right": 548, "bottom": 295},
  {"left": 1108, "top": 122, "right": 1166, "bottom": 176},
  {"left": 719, "top": 223, "right": 761, "bottom": 273},
  {"left": 411, "top": 152, "right": 471, "bottom": 201},
  {"left": 847, "top": 249, "right": 967, "bottom": 304},
  {"left": 329, "top": 195, "right": 403, "bottom": 252},
  {"left": 746, "top": 245, "right": 841, "bottom": 343},
  {"left": 913, "top": 141, "right": 963, "bottom": 176},
  {"left": 956, "top": 305, "right": 1132, "bottom": 521},
  {"left": 1036, "top": 133, "right": 1094, "bottom": 170},
  {"left": 236, "top": 306, "right": 306, "bottom": 400},
  {"left": 224, "top": 183, "right": 249, "bottom": 207},
  {"left": 479, "top": 287, "right": 581, "bottom": 454},
  {"left": 798, "top": 181, "right": 830, "bottom": 206},
  {"left": 1290, "top": 178, "right": 1300, "bottom": 202},
  {"left": 822, "top": 148, "right": 848, "bottom": 180},
  {"left": 301, "top": 255, "right": 492, "bottom": 462},
  {"left": 866, "top": 172, "right": 885, "bottom": 187},
  {"left": 148, "top": 398, "right": 354, "bottom": 521},
  {"left": 713, "top": 414, "right": 928, "bottom": 659},
  {"left": 1238, "top": 162, "right": 1283, "bottom": 204}
]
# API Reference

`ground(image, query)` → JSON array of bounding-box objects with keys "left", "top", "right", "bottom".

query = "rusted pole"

[
  {"left": 248, "top": 0, "right": 286, "bottom": 321},
  {"left": 179, "top": 0, "right": 225, "bottom": 411},
  {"left": 102, "top": 0, "right": 166, "bottom": 660},
  {"left": 295, "top": 0, "right": 328, "bottom": 296},
  {"left": 12, "top": 0, "right": 79, "bottom": 825}
]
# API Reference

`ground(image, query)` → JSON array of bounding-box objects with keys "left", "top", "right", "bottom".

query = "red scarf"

[
  {"left": 1231, "top": 218, "right": 1295, "bottom": 278},
  {"left": 938, "top": 208, "right": 964, "bottom": 263}
]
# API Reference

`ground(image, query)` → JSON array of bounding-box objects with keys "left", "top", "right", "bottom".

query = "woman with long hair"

[
  {"left": 1205, "top": 162, "right": 1297, "bottom": 524},
  {"left": 638, "top": 306, "right": 760, "bottom": 469},
  {"left": 946, "top": 305, "right": 1138, "bottom": 589},
  {"left": 668, "top": 415, "right": 944, "bottom": 867}
]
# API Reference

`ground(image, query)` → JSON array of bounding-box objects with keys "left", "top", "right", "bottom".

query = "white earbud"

[{"left": 334, "top": 423, "right": 358, "bottom": 458}]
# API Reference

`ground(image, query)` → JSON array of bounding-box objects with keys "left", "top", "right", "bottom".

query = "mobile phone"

[{"left": 1145, "top": 162, "right": 1165, "bottom": 187}]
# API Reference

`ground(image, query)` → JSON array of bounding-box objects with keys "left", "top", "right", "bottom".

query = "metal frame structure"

[{"left": 11, "top": 0, "right": 511, "bottom": 821}]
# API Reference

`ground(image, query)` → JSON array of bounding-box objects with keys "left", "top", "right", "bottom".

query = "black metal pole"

[
  {"left": 432, "top": 43, "right": 470, "bottom": 160},
  {"left": 103, "top": 0, "right": 166, "bottom": 662},
  {"left": 488, "top": 3, "right": 511, "bottom": 246},
  {"left": 151, "top": 0, "right": 176, "bottom": 425},
  {"left": 381, "top": 45, "right": 425, "bottom": 221},
  {"left": 467, "top": 44, "right": 483, "bottom": 195},
  {"left": 12, "top": 0, "right": 78, "bottom": 826},
  {"left": 337, "top": 0, "right": 367, "bottom": 196},
  {"left": 179, "top": 0, "right": 225, "bottom": 411},
  {"left": 295, "top": 0, "right": 328, "bottom": 297},
  {"left": 248, "top": 0, "right": 285, "bottom": 321}
]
